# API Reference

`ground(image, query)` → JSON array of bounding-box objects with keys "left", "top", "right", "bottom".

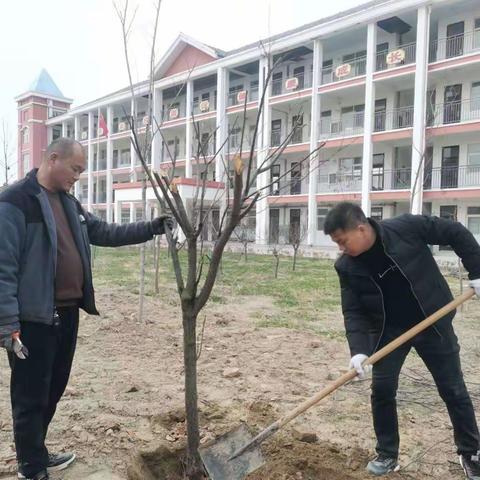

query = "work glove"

[
  {"left": 349, "top": 353, "right": 371, "bottom": 379},
  {"left": 0, "top": 332, "right": 29, "bottom": 360},
  {"left": 469, "top": 278, "right": 480, "bottom": 296},
  {"left": 151, "top": 215, "right": 174, "bottom": 235}
]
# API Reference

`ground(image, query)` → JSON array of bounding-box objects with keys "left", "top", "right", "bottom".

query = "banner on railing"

[
  {"left": 386, "top": 48, "right": 406, "bottom": 65},
  {"left": 142, "top": 115, "right": 150, "bottom": 126},
  {"left": 169, "top": 108, "right": 179, "bottom": 120},
  {"left": 199, "top": 100, "right": 210, "bottom": 112},
  {"left": 335, "top": 63, "right": 351, "bottom": 78},
  {"left": 237, "top": 90, "right": 247, "bottom": 103},
  {"left": 118, "top": 122, "right": 127, "bottom": 132},
  {"left": 285, "top": 77, "right": 299, "bottom": 91}
]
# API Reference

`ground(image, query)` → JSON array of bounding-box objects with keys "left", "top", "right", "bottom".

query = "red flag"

[{"left": 98, "top": 113, "right": 109, "bottom": 137}]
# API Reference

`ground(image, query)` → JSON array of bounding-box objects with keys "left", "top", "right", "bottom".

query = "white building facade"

[{"left": 34, "top": 0, "right": 480, "bottom": 249}]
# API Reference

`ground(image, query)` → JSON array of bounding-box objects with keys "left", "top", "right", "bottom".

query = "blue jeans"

[{"left": 371, "top": 322, "right": 479, "bottom": 458}]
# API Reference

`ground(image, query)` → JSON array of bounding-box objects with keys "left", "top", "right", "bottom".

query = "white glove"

[
  {"left": 469, "top": 279, "right": 480, "bottom": 296},
  {"left": 349, "top": 353, "right": 371, "bottom": 379}
]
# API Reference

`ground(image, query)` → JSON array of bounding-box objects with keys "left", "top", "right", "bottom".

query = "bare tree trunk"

[
  {"left": 155, "top": 236, "right": 161, "bottom": 294},
  {"left": 292, "top": 245, "right": 298, "bottom": 271},
  {"left": 243, "top": 242, "right": 248, "bottom": 262},
  {"left": 138, "top": 178, "right": 147, "bottom": 321},
  {"left": 274, "top": 251, "right": 280, "bottom": 279},
  {"left": 182, "top": 307, "right": 203, "bottom": 479}
]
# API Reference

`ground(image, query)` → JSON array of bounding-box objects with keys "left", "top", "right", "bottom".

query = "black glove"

[{"left": 151, "top": 215, "right": 174, "bottom": 235}]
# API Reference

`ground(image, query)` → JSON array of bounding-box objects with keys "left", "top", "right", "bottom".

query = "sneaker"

[
  {"left": 22, "top": 471, "right": 50, "bottom": 480},
  {"left": 460, "top": 453, "right": 480, "bottom": 479},
  {"left": 366, "top": 454, "right": 400, "bottom": 476},
  {"left": 18, "top": 453, "right": 75, "bottom": 479}
]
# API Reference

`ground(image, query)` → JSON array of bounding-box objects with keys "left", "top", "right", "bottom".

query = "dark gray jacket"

[
  {"left": 335, "top": 214, "right": 480, "bottom": 357},
  {"left": 0, "top": 170, "right": 155, "bottom": 337}
]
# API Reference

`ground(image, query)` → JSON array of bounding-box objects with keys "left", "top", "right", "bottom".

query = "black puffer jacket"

[{"left": 335, "top": 214, "right": 480, "bottom": 356}]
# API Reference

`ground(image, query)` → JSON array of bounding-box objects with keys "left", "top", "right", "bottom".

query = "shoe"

[
  {"left": 18, "top": 453, "right": 75, "bottom": 479},
  {"left": 366, "top": 454, "right": 400, "bottom": 476},
  {"left": 460, "top": 453, "right": 480, "bottom": 479},
  {"left": 22, "top": 471, "right": 50, "bottom": 480}
]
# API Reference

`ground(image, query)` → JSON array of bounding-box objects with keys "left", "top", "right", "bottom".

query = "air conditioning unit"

[
  {"left": 169, "top": 108, "right": 179, "bottom": 120},
  {"left": 236, "top": 90, "right": 247, "bottom": 103},
  {"left": 81, "top": 131, "right": 88, "bottom": 140},
  {"left": 335, "top": 63, "right": 352, "bottom": 79},
  {"left": 285, "top": 77, "right": 299, "bottom": 91},
  {"left": 118, "top": 122, "right": 127, "bottom": 131},
  {"left": 142, "top": 115, "right": 150, "bottom": 126},
  {"left": 199, "top": 100, "right": 210, "bottom": 112}
]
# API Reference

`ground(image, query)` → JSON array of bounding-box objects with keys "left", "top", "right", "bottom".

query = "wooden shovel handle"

[{"left": 277, "top": 288, "right": 474, "bottom": 429}]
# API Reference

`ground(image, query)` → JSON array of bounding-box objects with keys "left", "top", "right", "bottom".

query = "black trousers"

[
  {"left": 372, "top": 322, "right": 480, "bottom": 458},
  {"left": 8, "top": 307, "right": 79, "bottom": 477}
]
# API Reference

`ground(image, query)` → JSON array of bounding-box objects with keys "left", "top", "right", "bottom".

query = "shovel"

[{"left": 199, "top": 288, "right": 475, "bottom": 480}]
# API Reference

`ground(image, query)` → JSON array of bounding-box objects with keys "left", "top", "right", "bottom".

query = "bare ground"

[{"left": 1, "top": 285, "right": 480, "bottom": 479}]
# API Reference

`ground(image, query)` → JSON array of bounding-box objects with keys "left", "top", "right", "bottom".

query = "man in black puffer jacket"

[
  {"left": 0, "top": 138, "right": 173, "bottom": 480},
  {"left": 324, "top": 202, "right": 480, "bottom": 479}
]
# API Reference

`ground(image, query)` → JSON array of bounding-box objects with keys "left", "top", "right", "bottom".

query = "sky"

[{"left": 0, "top": 0, "right": 368, "bottom": 182}]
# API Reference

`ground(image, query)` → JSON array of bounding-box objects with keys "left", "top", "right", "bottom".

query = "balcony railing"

[
  {"left": 424, "top": 165, "right": 480, "bottom": 190},
  {"left": 430, "top": 98, "right": 480, "bottom": 126},
  {"left": 269, "top": 179, "right": 306, "bottom": 196},
  {"left": 271, "top": 72, "right": 312, "bottom": 96},
  {"left": 161, "top": 147, "right": 186, "bottom": 163},
  {"left": 375, "top": 42, "right": 416, "bottom": 72},
  {"left": 192, "top": 99, "right": 216, "bottom": 115},
  {"left": 430, "top": 29, "right": 480, "bottom": 62},
  {"left": 319, "top": 112, "right": 365, "bottom": 139},
  {"left": 270, "top": 129, "right": 307, "bottom": 147},
  {"left": 227, "top": 86, "right": 259, "bottom": 106},
  {"left": 318, "top": 172, "right": 362, "bottom": 193},
  {"left": 162, "top": 104, "right": 187, "bottom": 121},
  {"left": 371, "top": 169, "right": 411, "bottom": 190},
  {"left": 374, "top": 106, "right": 414, "bottom": 132},
  {"left": 321, "top": 56, "right": 366, "bottom": 84}
]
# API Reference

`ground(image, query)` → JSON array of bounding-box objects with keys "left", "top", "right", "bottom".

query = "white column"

[
  {"left": 74, "top": 116, "right": 81, "bottom": 198},
  {"left": 114, "top": 200, "right": 121, "bottom": 224},
  {"left": 256, "top": 55, "right": 271, "bottom": 245},
  {"left": 307, "top": 39, "right": 323, "bottom": 245},
  {"left": 130, "top": 202, "right": 135, "bottom": 223},
  {"left": 215, "top": 67, "right": 228, "bottom": 182},
  {"left": 410, "top": 6, "right": 431, "bottom": 215},
  {"left": 185, "top": 81, "right": 193, "bottom": 177},
  {"left": 106, "top": 105, "right": 113, "bottom": 222},
  {"left": 152, "top": 88, "right": 163, "bottom": 170},
  {"left": 361, "top": 23, "right": 377, "bottom": 215},
  {"left": 61, "top": 121, "right": 66, "bottom": 137},
  {"left": 87, "top": 112, "right": 94, "bottom": 212}
]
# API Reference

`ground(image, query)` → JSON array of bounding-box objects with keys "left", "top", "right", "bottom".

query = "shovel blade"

[{"left": 199, "top": 423, "right": 265, "bottom": 480}]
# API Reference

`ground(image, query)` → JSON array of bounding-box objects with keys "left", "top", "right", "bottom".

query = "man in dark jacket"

[
  {"left": 324, "top": 202, "right": 480, "bottom": 479},
  {"left": 0, "top": 138, "right": 172, "bottom": 480}
]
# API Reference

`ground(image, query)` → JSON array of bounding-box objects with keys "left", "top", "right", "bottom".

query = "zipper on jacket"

[
  {"left": 371, "top": 276, "right": 387, "bottom": 354},
  {"left": 379, "top": 240, "right": 443, "bottom": 340}
]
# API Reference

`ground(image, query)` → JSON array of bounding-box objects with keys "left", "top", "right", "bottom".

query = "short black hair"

[
  {"left": 323, "top": 202, "right": 368, "bottom": 235},
  {"left": 46, "top": 137, "right": 83, "bottom": 160}
]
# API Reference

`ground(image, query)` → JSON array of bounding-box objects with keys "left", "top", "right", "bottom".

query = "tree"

[
  {"left": 115, "top": 2, "right": 323, "bottom": 477},
  {"left": 1, "top": 119, "right": 15, "bottom": 186}
]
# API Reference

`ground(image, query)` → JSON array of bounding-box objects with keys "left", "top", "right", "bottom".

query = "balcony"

[
  {"left": 270, "top": 179, "right": 307, "bottom": 196},
  {"left": 424, "top": 165, "right": 480, "bottom": 190},
  {"left": 163, "top": 104, "right": 187, "bottom": 122},
  {"left": 429, "top": 98, "right": 480, "bottom": 126},
  {"left": 318, "top": 172, "right": 362, "bottom": 193},
  {"left": 319, "top": 112, "right": 364, "bottom": 139},
  {"left": 192, "top": 98, "right": 216, "bottom": 116},
  {"left": 374, "top": 106, "right": 414, "bottom": 132},
  {"left": 228, "top": 86, "right": 259, "bottom": 106},
  {"left": 271, "top": 72, "right": 312, "bottom": 96},
  {"left": 430, "top": 29, "right": 480, "bottom": 63},
  {"left": 371, "top": 169, "right": 411, "bottom": 190},
  {"left": 375, "top": 43, "right": 416, "bottom": 71},
  {"left": 321, "top": 56, "right": 366, "bottom": 84},
  {"left": 270, "top": 128, "right": 307, "bottom": 147}
]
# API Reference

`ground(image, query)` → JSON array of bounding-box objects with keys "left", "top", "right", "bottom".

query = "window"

[
  {"left": 52, "top": 125, "right": 62, "bottom": 141},
  {"left": 135, "top": 208, "right": 144, "bottom": 222},
  {"left": 121, "top": 209, "right": 130, "bottom": 224},
  {"left": 22, "top": 153, "right": 30, "bottom": 175},
  {"left": 22, "top": 127, "right": 29, "bottom": 144},
  {"left": 317, "top": 207, "right": 328, "bottom": 230},
  {"left": 271, "top": 164, "right": 280, "bottom": 195},
  {"left": 468, "top": 144, "right": 480, "bottom": 170},
  {"left": 371, "top": 207, "right": 383, "bottom": 221},
  {"left": 339, "top": 157, "right": 362, "bottom": 179},
  {"left": 467, "top": 207, "right": 480, "bottom": 239}
]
